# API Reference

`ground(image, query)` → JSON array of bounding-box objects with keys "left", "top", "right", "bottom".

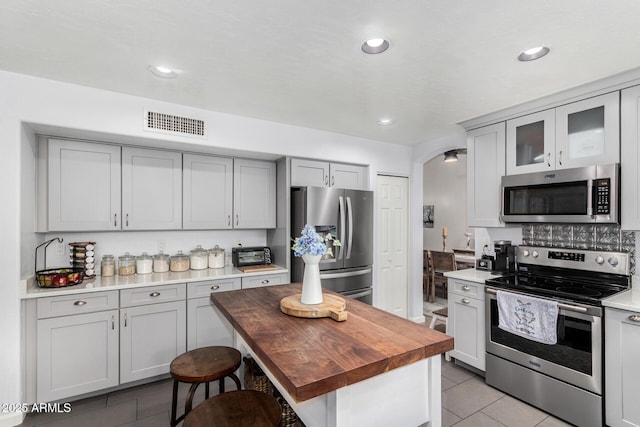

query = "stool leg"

[
  {"left": 170, "top": 380, "right": 179, "bottom": 427},
  {"left": 429, "top": 315, "right": 437, "bottom": 329},
  {"left": 219, "top": 376, "right": 225, "bottom": 394},
  {"left": 229, "top": 373, "right": 242, "bottom": 390},
  {"left": 205, "top": 381, "right": 210, "bottom": 399},
  {"left": 185, "top": 383, "right": 199, "bottom": 414}
]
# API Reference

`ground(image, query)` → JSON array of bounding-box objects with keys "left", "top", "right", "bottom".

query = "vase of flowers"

[{"left": 291, "top": 224, "right": 341, "bottom": 304}]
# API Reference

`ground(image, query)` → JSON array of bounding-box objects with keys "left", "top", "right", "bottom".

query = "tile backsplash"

[{"left": 522, "top": 224, "right": 636, "bottom": 274}]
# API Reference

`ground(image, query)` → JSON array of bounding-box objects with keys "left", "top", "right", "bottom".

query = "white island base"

[{"left": 236, "top": 332, "right": 443, "bottom": 427}]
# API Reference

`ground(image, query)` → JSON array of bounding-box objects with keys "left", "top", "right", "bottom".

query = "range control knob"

[
  {"left": 608, "top": 257, "right": 619, "bottom": 267},
  {"left": 532, "top": 250, "right": 539, "bottom": 258},
  {"left": 522, "top": 250, "right": 530, "bottom": 257},
  {"left": 595, "top": 255, "right": 605, "bottom": 265}
]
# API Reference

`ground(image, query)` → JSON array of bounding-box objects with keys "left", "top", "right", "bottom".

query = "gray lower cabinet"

[
  {"left": 447, "top": 278, "right": 485, "bottom": 371},
  {"left": 186, "top": 278, "right": 240, "bottom": 350},
  {"left": 35, "top": 291, "right": 119, "bottom": 402},
  {"left": 241, "top": 272, "right": 288, "bottom": 289},
  {"left": 605, "top": 307, "right": 640, "bottom": 427},
  {"left": 119, "top": 285, "right": 186, "bottom": 384}
]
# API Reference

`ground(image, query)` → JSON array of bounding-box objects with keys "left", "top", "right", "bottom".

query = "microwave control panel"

[{"left": 593, "top": 178, "right": 610, "bottom": 215}]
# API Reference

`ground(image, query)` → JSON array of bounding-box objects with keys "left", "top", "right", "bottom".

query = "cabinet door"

[
  {"left": 48, "top": 139, "right": 121, "bottom": 231},
  {"left": 120, "top": 301, "right": 186, "bottom": 383},
  {"left": 506, "top": 109, "right": 556, "bottom": 175},
  {"left": 605, "top": 307, "right": 640, "bottom": 427},
  {"left": 241, "top": 273, "right": 288, "bottom": 289},
  {"left": 555, "top": 92, "right": 620, "bottom": 169},
  {"left": 233, "top": 159, "right": 276, "bottom": 228},
  {"left": 291, "top": 158, "right": 330, "bottom": 187},
  {"left": 448, "top": 292, "right": 485, "bottom": 371},
  {"left": 621, "top": 86, "right": 640, "bottom": 230},
  {"left": 183, "top": 154, "right": 233, "bottom": 229},
  {"left": 330, "top": 163, "right": 368, "bottom": 190},
  {"left": 122, "top": 147, "right": 182, "bottom": 230},
  {"left": 186, "top": 297, "right": 234, "bottom": 350},
  {"left": 37, "top": 310, "right": 119, "bottom": 401},
  {"left": 467, "top": 123, "right": 506, "bottom": 227}
]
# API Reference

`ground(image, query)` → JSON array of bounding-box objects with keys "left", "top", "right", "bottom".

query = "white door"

[{"left": 376, "top": 175, "right": 409, "bottom": 318}]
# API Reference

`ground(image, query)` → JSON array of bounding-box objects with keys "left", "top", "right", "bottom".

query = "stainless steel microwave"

[{"left": 501, "top": 163, "right": 619, "bottom": 224}]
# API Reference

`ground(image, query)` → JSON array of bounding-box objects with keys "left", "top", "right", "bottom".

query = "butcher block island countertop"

[{"left": 211, "top": 283, "right": 453, "bottom": 427}]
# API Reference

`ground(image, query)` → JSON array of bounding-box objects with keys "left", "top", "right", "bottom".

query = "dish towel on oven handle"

[{"left": 497, "top": 290, "right": 559, "bottom": 345}]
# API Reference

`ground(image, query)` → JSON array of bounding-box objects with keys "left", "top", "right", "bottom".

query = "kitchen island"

[{"left": 211, "top": 283, "right": 453, "bottom": 427}]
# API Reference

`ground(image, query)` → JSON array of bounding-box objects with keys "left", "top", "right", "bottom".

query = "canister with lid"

[
  {"left": 208, "top": 245, "right": 225, "bottom": 269},
  {"left": 190, "top": 245, "right": 209, "bottom": 270},
  {"left": 136, "top": 252, "right": 153, "bottom": 274},
  {"left": 153, "top": 251, "right": 170, "bottom": 273},
  {"left": 170, "top": 250, "right": 190, "bottom": 272},
  {"left": 118, "top": 252, "right": 136, "bottom": 276},
  {"left": 101, "top": 254, "right": 115, "bottom": 277}
]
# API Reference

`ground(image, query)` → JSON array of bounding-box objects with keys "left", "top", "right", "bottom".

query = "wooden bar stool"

[
  {"left": 170, "top": 346, "right": 242, "bottom": 427},
  {"left": 183, "top": 390, "right": 281, "bottom": 427}
]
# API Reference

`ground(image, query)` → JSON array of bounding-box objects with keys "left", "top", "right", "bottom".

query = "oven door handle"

[{"left": 485, "top": 287, "right": 589, "bottom": 313}]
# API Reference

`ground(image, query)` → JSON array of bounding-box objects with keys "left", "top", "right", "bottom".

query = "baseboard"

[
  {"left": 0, "top": 411, "right": 25, "bottom": 427},
  {"left": 410, "top": 314, "right": 426, "bottom": 324}
]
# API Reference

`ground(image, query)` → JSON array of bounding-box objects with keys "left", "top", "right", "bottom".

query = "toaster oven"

[{"left": 232, "top": 246, "right": 272, "bottom": 267}]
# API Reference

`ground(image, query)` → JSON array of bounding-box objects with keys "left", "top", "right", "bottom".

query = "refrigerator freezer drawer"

[{"left": 319, "top": 267, "right": 372, "bottom": 293}]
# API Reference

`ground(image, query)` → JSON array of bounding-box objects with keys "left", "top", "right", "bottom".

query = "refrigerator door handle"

[
  {"left": 346, "top": 196, "right": 353, "bottom": 259},
  {"left": 338, "top": 196, "right": 346, "bottom": 260},
  {"left": 320, "top": 268, "right": 372, "bottom": 279}
]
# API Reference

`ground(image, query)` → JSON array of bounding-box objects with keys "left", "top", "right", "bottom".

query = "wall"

[
  {"left": 422, "top": 154, "right": 470, "bottom": 251},
  {"left": 0, "top": 70, "right": 415, "bottom": 427}
]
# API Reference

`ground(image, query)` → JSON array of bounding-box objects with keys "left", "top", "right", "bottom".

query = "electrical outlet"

[
  {"left": 55, "top": 242, "right": 65, "bottom": 255},
  {"left": 158, "top": 239, "right": 166, "bottom": 252}
]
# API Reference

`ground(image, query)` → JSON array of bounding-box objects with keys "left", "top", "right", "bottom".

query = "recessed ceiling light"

[
  {"left": 518, "top": 46, "right": 550, "bottom": 61},
  {"left": 149, "top": 65, "right": 177, "bottom": 78},
  {"left": 377, "top": 118, "right": 393, "bottom": 126},
  {"left": 362, "top": 38, "right": 390, "bottom": 54}
]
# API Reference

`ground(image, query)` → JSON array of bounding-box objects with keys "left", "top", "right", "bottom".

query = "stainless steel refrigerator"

[{"left": 291, "top": 187, "right": 373, "bottom": 304}]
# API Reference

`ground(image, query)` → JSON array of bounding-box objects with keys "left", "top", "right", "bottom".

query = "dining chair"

[
  {"left": 423, "top": 250, "right": 435, "bottom": 302},
  {"left": 429, "top": 250, "right": 457, "bottom": 299}
]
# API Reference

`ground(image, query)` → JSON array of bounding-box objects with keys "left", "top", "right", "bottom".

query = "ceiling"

[{"left": 2, "top": 1, "right": 640, "bottom": 145}]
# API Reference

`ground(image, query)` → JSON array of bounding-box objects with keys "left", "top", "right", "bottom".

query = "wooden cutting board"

[
  {"left": 238, "top": 265, "right": 279, "bottom": 273},
  {"left": 280, "top": 293, "right": 347, "bottom": 322}
]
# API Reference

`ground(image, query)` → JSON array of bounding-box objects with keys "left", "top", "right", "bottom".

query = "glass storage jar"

[
  {"left": 208, "top": 245, "right": 225, "bottom": 269},
  {"left": 136, "top": 252, "right": 153, "bottom": 274},
  {"left": 118, "top": 252, "right": 136, "bottom": 276},
  {"left": 153, "top": 251, "right": 170, "bottom": 273},
  {"left": 190, "top": 245, "right": 209, "bottom": 270},
  {"left": 170, "top": 250, "right": 190, "bottom": 272},
  {"left": 100, "top": 254, "right": 115, "bottom": 277}
]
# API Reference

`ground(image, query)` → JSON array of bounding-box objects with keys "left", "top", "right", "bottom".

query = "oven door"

[{"left": 485, "top": 288, "right": 602, "bottom": 394}]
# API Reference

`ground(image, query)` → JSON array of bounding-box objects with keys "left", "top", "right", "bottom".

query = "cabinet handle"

[
  {"left": 126, "top": 213, "right": 129, "bottom": 227},
  {"left": 114, "top": 213, "right": 118, "bottom": 227},
  {"left": 331, "top": 175, "right": 335, "bottom": 186},
  {"left": 111, "top": 315, "right": 115, "bottom": 330},
  {"left": 629, "top": 314, "right": 640, "bottom": 322},
  {"left": 227, "top": 215, "right": 231, "bottom": 226},
  {"left": 211, "top": 285, "right": 220, "bottom": 290},
  {"left": 547, "top": 153, "right": 551, "bottom": 167},
  {"left": 261, "top": 280, "right": 269, "bottom": 284},
  {"left": 461, "top": 298, "right": 470, "bottom": 304},
  {"left": 73, "top": 300, "right": 87, "bottom": 306},
  {"left": 558, "top": 150, "right": 563, "bottom": 166},
  {"left": 149, "top": 291, "right": 160, "bottom": 297},
  {"left": 235, "top": 214, "right": 239, "bottom": 226},
  {"left": 462, "top": 285, "right": 470, "bottom": 291},
  {"left": 325, "top": 175, "right": 329, "bottom": 185},
  {"left": 124, "top": 313, "right": 128, "bottom": 327}
]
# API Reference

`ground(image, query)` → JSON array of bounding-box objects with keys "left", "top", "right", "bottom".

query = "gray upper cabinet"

[
  {"left": 121, "top": 147, "right": 182, "bottom": 230},
  {"left": 621, "top": 85, "right": 640, "bottom": 230},
  {"left": 183, "top": 154, "right": 233, "bottom": 229},
  {"left": 506, "top": 92, "right": 620, "bottom": 175},
  {"left": 291, "top": 158, "right": 368, "bottom": 190},
  {"left": 46, "top": 138, "right": 121, "bottom": 231},
  {"left": 233, "top": 158, "right": 277, "bottom": 229}
]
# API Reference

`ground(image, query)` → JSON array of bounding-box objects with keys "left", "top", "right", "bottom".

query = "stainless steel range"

[{"left": 485, "top": 245, "right": 630, "bottom": 427}]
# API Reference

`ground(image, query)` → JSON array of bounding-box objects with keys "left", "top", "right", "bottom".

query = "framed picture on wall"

[{"left": 423, "top": 205, "right": 434, "bottom": 228}]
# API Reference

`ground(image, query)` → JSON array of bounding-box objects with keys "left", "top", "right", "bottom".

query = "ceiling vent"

[{"left": 144, "top": 109, "right": 206, "bottom": 138}]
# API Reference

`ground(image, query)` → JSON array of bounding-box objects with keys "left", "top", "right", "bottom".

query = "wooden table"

[{"left": 211, "top": 283, "right": 453, "bottom": 427}]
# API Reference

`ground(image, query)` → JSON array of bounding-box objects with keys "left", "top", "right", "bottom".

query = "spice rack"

[{"left": 69, "top": 241, "right": 96, "bottom": 278}]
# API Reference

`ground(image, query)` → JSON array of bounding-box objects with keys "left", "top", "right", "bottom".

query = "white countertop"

[
  {"left": 443, "top": 268, "right": 502, "bottom": 283},
  {"left": 21, "top": 265, "right": 288, "bottom": 299},
  {"left": 603, "top": 289, "right": 640, "bottom": 312}
]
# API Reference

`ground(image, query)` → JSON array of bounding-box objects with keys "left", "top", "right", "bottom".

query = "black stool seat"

[
  {"left": 170, "top": 346, "right": 242, "bottom": 427},
  {"left": 184, "top": 390, "right": 281, "bottom": 427}
]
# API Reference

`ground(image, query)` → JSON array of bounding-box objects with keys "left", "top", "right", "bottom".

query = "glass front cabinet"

[{"left": 506, "top": 92, "right": 620, "bottom": 175}]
